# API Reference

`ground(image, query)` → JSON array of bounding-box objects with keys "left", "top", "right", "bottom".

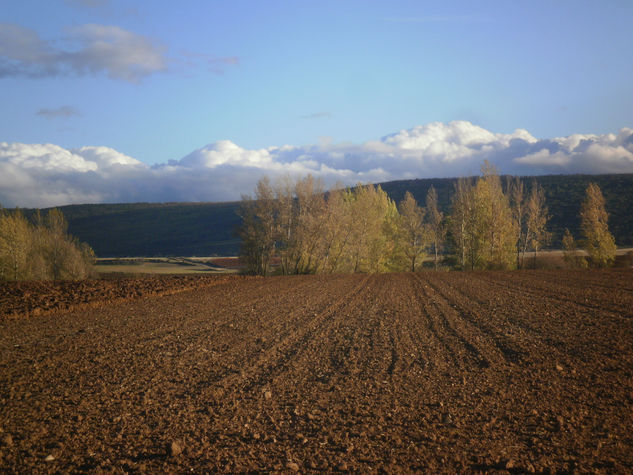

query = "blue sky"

[{"left": 2, "top": 0, "right": 633, "bottom": 207}]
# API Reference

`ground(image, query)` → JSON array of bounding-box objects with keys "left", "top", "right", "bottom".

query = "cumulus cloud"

[
  {"left": 0, "top": 22, "right": 167, "bottom": 82},
  {"left": 2, "top": 121, "right": 633, "bottom": 208},
  {"left": 36, "top": 106, "right": 81, "bottom": 119}
]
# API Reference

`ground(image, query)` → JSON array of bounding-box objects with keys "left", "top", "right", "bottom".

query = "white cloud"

[
  {"left": 65, "top": 24, "right": 168, "bottom": 82},
  {"left": 177, "top": 141, "right": 274, "bottom": 169},
  {"left": 2, "top": 121, "right": 633, "bottom": 208},
  {"left": 0, "top": 22, "right": 238, "bottom": 81},
  {"left": 1, "top": 142, "right": 97, "bottom": 172},
  {"left": 73, "top": 146, "right": 144, "bottom": 169},
  {"left": 514, "top": 149, "right": 572, "bottom": 167},
  {"left": 0, "top": 22, "right": 167, "bottom": 82}
]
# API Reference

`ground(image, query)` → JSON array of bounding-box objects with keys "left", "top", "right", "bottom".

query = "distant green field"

[
  {"left": 94, "top": 257, "right": 239, "bottom": 275},
  {"left": 21, "top": 173, "right": 633, "bottom": 257}
]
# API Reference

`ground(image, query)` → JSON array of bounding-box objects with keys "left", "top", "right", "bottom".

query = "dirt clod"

[{"left": 168, "top": 440, "right": 184, "bottom": 457}]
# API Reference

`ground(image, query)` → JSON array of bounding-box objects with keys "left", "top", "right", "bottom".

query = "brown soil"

[
  {"left": 209, "top": 257, "right": 282, "bottom": 270},
  {"left": 1, "top": 270, "right": 633, "bottom": 473},
  {"left": 0, "top": 275, "right": 248, "bottom": 319},
  {"left": 209, "top": 257, "right": 244, "bottom": 269}
]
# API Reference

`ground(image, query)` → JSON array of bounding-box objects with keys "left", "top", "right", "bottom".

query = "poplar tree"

[
  {"left": 477, "top": 162, "right": 517, "bottom": 269},
  {"left": 238, "top": 177, "right": 277, "bottom": 276},
  {"left": 397, "top": 191, "right": 427, "bottom": 272},
  {"left": 562, "top": 228, "right": 587, "bottom": 268},
  {"left": 509, "top": 177, "right": 526, "bottom": 268},
  {"left": 36, "top": 209, "right": 94, "bottom": 280},
  {"left": 580, "top": 182, "right": 616, "bottom": 267},
  {"left": 315, "top": 187, "right": 353, "bottom": 274},
  {"left": 274, "top": 176, "right": 296, "bottom": 275},
  {"left": 425, "top": 186, "right": 445, "bottom": 270},
  {"left": 449, "top": 177, "right": 474, "bottom": 270},
  {"left": 448, "top": 163, "right": 517, "bottom": 270},
  {"left": 525, "top": 181, "right": 550, "bottom": 267},
  {"left": 42, "top": 209, "right": 70, "bottom": 280},
  {"left": 0, "top": 209, "right": 31, "bottom": 280},
  {"left": 289, "top": 175, "right": 326, "bottom": 274},
  {"left": 347, "top": 184, "right": 395, "bottom": 273}
]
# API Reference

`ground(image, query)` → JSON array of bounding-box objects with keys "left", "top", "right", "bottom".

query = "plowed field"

[{"left": 2, "top": 270, "right": 633, "bottom": 473}]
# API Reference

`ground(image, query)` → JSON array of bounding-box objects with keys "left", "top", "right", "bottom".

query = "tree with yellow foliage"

[
  {"left": 396, "top": 191, "right": 427, "bottom": 272},
  {"left": 580, "top": 182, "right": 616, "bottom": 267},
  {"left": 449, "top": 162, "right": 517, "bottom": 270},
  {"left": 0, "top": 207, "right": 94, "bottom": 281},
  {"left": 425, "top": 186, "right": 445, "bottom": 270},
  {"left": 0, "top": 209, "right": 31, "bottom": 280}
]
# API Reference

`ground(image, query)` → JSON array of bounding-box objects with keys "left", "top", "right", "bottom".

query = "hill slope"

[
  {"left": 37, "top": 202, "right": 242, "bottom": 257},
  {"left": 24, "top": 173, "right": 633, "bottom": 257}
]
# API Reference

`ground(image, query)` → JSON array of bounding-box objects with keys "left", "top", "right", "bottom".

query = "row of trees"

[
  {"left": 0, "top": 208, "right": 95, "bottom": 281},
  {"left": 448, "top": 163, "right": 550, "bottom": 270},
  {"left": 562, "top": 182, "right": 617, "bottom": 268},
  {"left": 239, "top": 176, "right": 402, "bottom": 275},
  {"left": 238, "top": 174, "right": 446, "bottom": 275},
  {"left": 239, "top": 162, "right": 618, "bottom": 275}
]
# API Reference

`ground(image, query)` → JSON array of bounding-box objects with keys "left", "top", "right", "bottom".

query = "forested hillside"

[
  {"left": 22, "top": 173, "right": 633, "bottom": 257},
  {"left": 24, "top": 202, "right": 242, "bottom": 257}
]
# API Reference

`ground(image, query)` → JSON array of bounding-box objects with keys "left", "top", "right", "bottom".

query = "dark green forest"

[
  {"left": 23, "top": 202, "right": 242, "bottom": 257},
  {"left": 22, "top": 173, "right": 633, "bottom": 257}
]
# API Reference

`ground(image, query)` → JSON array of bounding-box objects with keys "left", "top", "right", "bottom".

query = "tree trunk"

[{"left": 533, "top": 245, "right": 538, "bottom": 268}]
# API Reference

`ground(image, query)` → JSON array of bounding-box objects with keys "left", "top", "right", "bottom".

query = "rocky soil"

[
  {"left": 0, "top": 275, "right": 246, "bottom": 319},
  {"left": 1, "top": 270, "right": 633, "bottom": 473}
]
